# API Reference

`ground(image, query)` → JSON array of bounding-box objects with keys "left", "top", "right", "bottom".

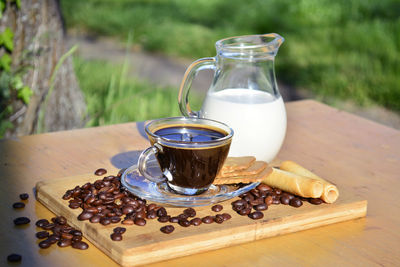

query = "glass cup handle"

[
  {"left": 178, "top": 57, "right": 216, "bottom": 117},
  {"left": 138, "top": 144, "right": 165, "bottom": 183}
]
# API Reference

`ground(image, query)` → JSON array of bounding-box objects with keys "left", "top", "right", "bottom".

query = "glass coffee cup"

[{"left": 138, "top": 117, "right": 233, "bottom": 195}]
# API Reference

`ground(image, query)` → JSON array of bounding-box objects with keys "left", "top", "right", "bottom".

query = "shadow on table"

[
  {"left": 135, "top": 121, "right": 148, "bottom": 140},
  {"left": 110, "top": 150, "right": 142, "bottom": 170}
]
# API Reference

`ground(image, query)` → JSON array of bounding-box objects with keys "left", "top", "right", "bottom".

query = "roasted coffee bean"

[
  {"left": 57, "top": 239, "right": 72, "bottom": 247},
  {"left": 61, "top": 226, "right": 74, "bottom": 233},
  {"left": 95, "top": 168, "right": 107, "bottom": 176},
  {"left": 160, "top": 225, "right": 174, "bottom": 234},
  {"left": 100, "top": 217, "right": 111, "bottom": 226},
  {"left": 158, "top": 216, "right": 170, "bottom": 223},
  {"left": 114, "top": 193, "right": 125, "bottom": 200},
  {"left": 49, "top": 234, "right": 61, "bottom": 241},
  {"left": 92, "top": 199, "right": 103, "bottom": 206},
  {"left": 254, "top": 203, "right": 268, "bottom": 211},
  {"left": 12, "top": 202, "right": 25, "bottom": 209},
  {"left": 282, "top": 193, "right": 295, "bottom": 200},
  {"left": 289, "top": 198, "right": 303, "bottom": 208},
  {"left": 47, "top": 236, "right": 59, "bottom": 244},
  {"left": 62, "top": 191, "right": 73, "bottom": 200},
  {"left": 70, "top": 230, "right": 82, "bottom": 236},
  {"left": 272, "top": 199, "right": 281, "bottom": 205},
  {"left": 122, "top": 205, "right": 134, "bottom": 215},
  {"left": 215, "top": 214, "right": 224, "bottom": 224},
  {"left": 243, "top": 194, "right": 254, "bottom": 202},
  {"left": 211, "top": 204, "right": 223, "bottom": 212},
  {"left": 178, "top": 219, "right": 191, "bottom": 227},
  {"left": 190, "top": 218, "right": 202, "bottom": 226},
  {"left": 280, "top": 194, "right": 291, "bottom": 205},
  {"left": 90, "top": 215, "right": 101, "bottom": 223},
  {"left": 249, "top": 198, "right": 264, "bottom": 206},
  {"left": 309, "top": 198, "right": 323, "bottom": 205},
  {"left": 14, "top": 216, "right": 30, "bottom": 225},
  {"left": 110, "top": 232, "right": 123, "bottom": 241},
  {"left": 134, "top": 218, "right": 146, "bottom": 226},
  {"left": 147, "top": 203, "right": 157, "bottom": 211},
  {"left": 72, "top": 236, "right": 82, "bottom": 242},
  {"left": 36, "top": 219, "right": 49, "bottom": 228},
  {"left": 78, "top": 211, "right": 93, "bottom": 221},
  {"left": 126, "top": 199, "right": 139, "bottom": 208},
  {"left": 157, "top": 207, "right": 167, "bottom": 217},
  {"left": 265, "top": 195, "right": 273, "bottom": 206},
  {"left": 248, "top": 211, "right": 264, "bottom": 220},
  {"left": 36, "top": 231, "right": 50, "bottom": 239},
  {"left": 72, "top": 241, "right": 89, "bottom": 250},
  {"left": 42, "top": 223, "right": 55, "bottom": 230},
  {"left": 85, "top": 207, "right": 98, "bottom": 214},
  {"left": 232, "top": 199, "right": 247, "bottom": 210},
  {"left": 135, "top": 210, "right": 146, "bottom": 219},
  {"left": 146, "top": 210, "right": 157, "bottom": 219},
  {"left": 55, "top": 216, "right": 67, "bottom": 225},
  {"left": 69, "top": 202, "right": 81, "bottom": 209},
  {"left": 38, "top": 240, "right": 52, "bottom": 249},
  {"left": 82, "top": 182, "right": 91, "bottom": 190},
  {"left": 103, "top": 175, "right": 114, "bottom": 181},
  {"left": 202, "top": 216, "right": 214, "bottom": 224},
  {"left": 238, "top": 207, "right": 252, "bottom": 216},
  {"left": 177, "top": 213, "right": 189, "bottom": 220},
  {"left": 183, "top": 208, "right": 196, "bottom": 217},
  {"left": 7, "top": 253, "right": 22, "bottom": 262},
  {"left": 113, "top": 227, "right": 126, "bottom": 234},
  {"left": 19, "top": 193, "right": 29, "bottom": 200},
  {"left": 256, "top": 183, "right": 272, "bottom": 192},
  {"left": 122, "top": 219, "right": 134, "bottom": 225},
  {"left": 274, "top": 188, "right": 282, "bottom": 195},
  {"left": 169, "top": 216, "right": 180, "bottom": 223},
  {"left": 110, "top": 216, "right": 121, "bottom": 224},
  {"left": 221, "top": 213, "right": 232, "bottom": 221},
  {"left": 61, "top": 233, "right": 74, "bottom": 240}
]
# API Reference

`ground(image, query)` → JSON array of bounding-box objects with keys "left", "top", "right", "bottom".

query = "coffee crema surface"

[
  {"left": 154, "top": 125, "right": 228, "bottom": 143},
  {"left": 153, "top": 125, "right": 231, "bottom": 192}
]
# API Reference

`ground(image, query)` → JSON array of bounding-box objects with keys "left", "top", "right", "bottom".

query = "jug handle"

[{"left": 178, "top": 57, "right": 216, "bottom": 117}]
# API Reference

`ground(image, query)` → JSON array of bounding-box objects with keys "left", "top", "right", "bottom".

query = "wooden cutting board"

[{"left": 36, "top": 173, "right": 367, "bottom": 266}]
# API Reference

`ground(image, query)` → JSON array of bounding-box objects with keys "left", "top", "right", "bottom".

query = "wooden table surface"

[{"left": 1, "top": 100, "right": 399, "bottom": 267}]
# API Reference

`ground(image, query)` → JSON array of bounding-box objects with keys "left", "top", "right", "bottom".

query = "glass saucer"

[{"left": 121, "top": 160, "right": 259, "bottom": 207}]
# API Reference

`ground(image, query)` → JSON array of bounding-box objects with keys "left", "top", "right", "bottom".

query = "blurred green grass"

[
  {"left": 73, "top": 57, "right": 202, "bottom": 127},
  {"left": 62, "top": 0, "right": 400, "bottom": 117}
]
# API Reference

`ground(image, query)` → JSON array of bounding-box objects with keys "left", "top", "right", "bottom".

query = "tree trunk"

[{"left": 1, "top": 0, "right": 86, "bottom": 137}]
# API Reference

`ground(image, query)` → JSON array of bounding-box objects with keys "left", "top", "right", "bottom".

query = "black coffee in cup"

[
  {"left": 139, "top": 117, "right": 233, "bottom": 195},
  {"left": 153, "top": 125, "right": 230, "bottom": 193}
]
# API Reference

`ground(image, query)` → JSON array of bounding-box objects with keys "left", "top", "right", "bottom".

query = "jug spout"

[{"left": 216, "top": 33, "right": 284, "bottom": 59}]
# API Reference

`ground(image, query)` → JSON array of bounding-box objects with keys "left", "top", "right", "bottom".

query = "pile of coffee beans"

[
  {"left": 36, "top": 216, "right": 89, "bottom": 250},
  {"left": 63, "top": 169, "right": 235, "bottom": 236}
]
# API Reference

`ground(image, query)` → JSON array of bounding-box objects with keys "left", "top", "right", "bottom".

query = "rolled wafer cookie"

[
  {"left": 262, "top": 167, "right": 324, "bottom": 198},
  {"left": 280, "top": 161, "right": 339, "bottom": 203}
]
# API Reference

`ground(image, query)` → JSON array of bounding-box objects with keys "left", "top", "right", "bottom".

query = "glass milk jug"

[{"left": 178, "top": 33, "right": 286, "bottom": 163}]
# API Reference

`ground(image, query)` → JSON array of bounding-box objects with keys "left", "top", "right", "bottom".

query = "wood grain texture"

[
  {"left": 0, "top": 100, "right": 399, "bottom": 267},
  {"left": 36, "top": 172, "right": 366, "bottom": 266}
]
